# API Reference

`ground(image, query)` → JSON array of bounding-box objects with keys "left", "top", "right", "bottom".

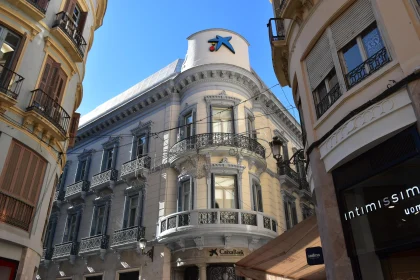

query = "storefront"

[
  {"left": 0, "top": 257, "right": 19, "bottom": 280},
  {"left": 333, "top": 125, "right": 420, "bottom": 279}
]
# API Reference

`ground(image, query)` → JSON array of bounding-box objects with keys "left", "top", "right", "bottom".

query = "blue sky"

[{"left": 81, "top": 0, "right": 298, "bottom": 120}]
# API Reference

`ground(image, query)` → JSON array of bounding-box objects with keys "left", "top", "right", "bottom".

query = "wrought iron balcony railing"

[
  {"left": 27, "top": 0, "right": 50, "bottom": 14},
  {"left": 158, "top": 209, "right": 277, "bottom": 240},
  {"left": 278, "top": 164, "right": 299, "bottom": 184},
  {"left": 120, "top": 156, "right": 151, "bottom": 180},
  {"left": 79, "top": 234, "right": 109, "bottom": 255},
  {"left": 268, "top": 18, "right": 286, "bottom": 44},
  {"left": 53, "top": 12, "right": 87, "bottom": 57},
  {"left": 64, "top": 180, "right": 90, "bottom": 200},
  {"left": 91, "top": 169, "right": 118, "bottom": 191},
  {"left": 0, "top": 192, "right": 33, "bottom": 231},
  {"left": 111, "top": 225, "right": 145, "bottom": 249},
  {"left": 27, "top": 89, "right": 71, "bottom": 134},
  {"left": 52, "top": 241, "right": 78, "bottom": 260},
  {"left": 169, "top": 133, "right": 265, "bottom": 162},
  {"left": 346, "top": 47, "right": 390, "bottom": 89},
  {"left": 314, "top": 83, "right": 341, "bottom": 119},
  {"left": 0, "top": 64, "right": 24, "bottom": 100}
]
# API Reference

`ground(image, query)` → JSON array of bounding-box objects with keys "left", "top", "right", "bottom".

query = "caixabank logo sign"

[
  {"left": 208, "top": 35, "right": 235, "bottom": 54},
  {"left": 209, "top": 248, "right": 244, "bottom": 257}
]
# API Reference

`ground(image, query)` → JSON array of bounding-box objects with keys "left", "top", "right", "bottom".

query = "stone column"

[
  {"left": 197, "top": 263, "right": 207, "bottom": 280},
  {"left": 309, "top": 147, "right": 354, "bottom": 279},
  {"left": 15, "top": 248, "right": 40, "bottom": 280}
]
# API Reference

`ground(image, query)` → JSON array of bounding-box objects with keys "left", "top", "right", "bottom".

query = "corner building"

[
  {"left": 38, "top": 29, "right": 313, "bottom": 280},
  {"left": 0, "top": 0, "right": 106, "bottom": 279},
  {"left": 269, "top": 0, "right": 420, "bottom": 279}
]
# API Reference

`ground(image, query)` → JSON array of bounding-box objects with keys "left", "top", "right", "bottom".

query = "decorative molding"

[
  {"left": 131, "top": 120, "right": 153, "bottom": 136},
  {"left": 92, "top": 194, "right": 113, "bottom": 206},
  {"left": 281, "top": 189, "right": 295, "bottom": 201},
  {"left": 220, "top": 157, "right": 229, "bottom": 164},
  {"left": 124, "top": 185, "right": 144, "bottom": 196},
  {"left": 101, "top": 136, "right": 120, "bottom": 148},
  {"left": 77, "top": 149, "right": 94, "bottom": 160},
  {"left": 67, "top": 203, "right": 84, "bottom": 214},
  {"left": 273, "top": 129, "right": 289, "bottom": 144},
  {"left": 194, "top": 236, "right": 204, "bottom": 250},
  {"left": 204, "top": 93, "right": 241, "bottom": 105},
  {"left": 211, "top": 163, "right": 246, "bottom": 174}
]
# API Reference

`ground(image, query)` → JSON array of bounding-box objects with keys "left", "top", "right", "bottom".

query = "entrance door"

[
  {"left": 0, "top": 258, "right": 18, "bottom": 280},
  {"left": 119, "top": 271, "right": 139, "bottom": 280}
]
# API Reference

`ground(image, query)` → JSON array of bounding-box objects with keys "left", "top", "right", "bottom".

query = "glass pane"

[
  {"left": 130, "top": 196, "right": 138, "bottom": 209},
  {"left": 128, "top": 208, "right": 136, "bottom": 227},
  {"left": 212, "top": 108, "right": 233, "bottom": 133},
  {"left": 215, "top": 176, "right": 236, "bottom": 209},
  {"left": 328, "top": 71, "right": 338, "bottom": 89},
  {"left": 343, "top": 41, "right": 363, "bottom": 72},
  {"left": 362, "top": 27, "right": 384, "bottom": 58}
]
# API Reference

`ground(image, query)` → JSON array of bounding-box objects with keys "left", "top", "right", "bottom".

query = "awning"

[{"left": 235, "top": 215, "right": 326, "bottom": 280}]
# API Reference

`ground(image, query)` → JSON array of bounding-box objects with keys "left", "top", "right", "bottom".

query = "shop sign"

[
  {"left": 209, "top": 248, "right": 244, "bottom": 257},
  {"left": 208, "top": 35, "right": 235, "bottom": 54},
  {"left": 343, "top": 185, "right": 420, "bottom": 221},
  {"left": 306, "top": 247, "right": 324, "bottom": 265}
]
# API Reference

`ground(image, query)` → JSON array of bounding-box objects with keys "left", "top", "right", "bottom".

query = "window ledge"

[{"left": 313, "top": 60, "right": 400, "bottom": 130}]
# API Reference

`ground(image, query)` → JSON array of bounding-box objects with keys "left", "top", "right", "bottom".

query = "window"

[
  {"left": 178, "top": 179, "right": 194, "bottom": 212},
  {"left": 127, "top": 195, "right": 138, "bottom": 227},
  {"left": 135, "top": 135, "right": 147, "bottom": 158},
  {"left": 302, "top": 204, "right": 313, "bottom": 220},
  {"left": 38, "top": 56, "right": 67, "bottom": 103},
  {"left": 65, "top": 213, "right": 78, "bottom": 242},
  {"left": 185, "top": 113, "right": 193, "bottom": 138},
  {"left": 340, "top": 23, "right": 389, "bottom": 88},
  {"left": 91, "top": 205, "right": 106, "bottom": 236},
  {"left": 284, "top": 196, "right": 298, "bottom": 230},
  {"left": 0, "top": 140, "right": 47, "bottom": 231},
  {"left": 312, "top": 69, "right": 340, "bottom": 118},
  {"left": 213, "top": 175, "right": 237, "bottom": 209},
  {"left": 43, "top": 220, "right": 53, "bottom": 248},
  {"left": 64, "top": 0, "right": 87, "bottom": 33},
  {"left": 212, "top": 107, "right": 233, "bottom": 133},
  {"left": 296, "top": 98, "right": 307, "bottom": 146},
  {"left": 246, "top": 115, "right": 256, "bottom": 139},
  {"left": 252, "top": 183, "right": 263, "bottom": 212},
  {"left": 178, "top": 108, "right": 196, "bottom": 140},
  {"left": 76, "top": 159, "right": 87, "bottom": 182},
  {"left": 0, "top": 27, "right": 21, "bottom": 68},
  {"left": 72, "top": 5, "right": 81, "bottom": 25},
  {"left": 103, "top": 148, "right": 113, "bottom": 171}
]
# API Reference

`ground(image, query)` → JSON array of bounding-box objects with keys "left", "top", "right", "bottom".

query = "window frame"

[
  {"left": 100, "top": 137, "right": 119, "bottom": 172},
  {"left": 177, "top": 176, "right": 194, "bottom": 212},
  {"left": 252, "top": 181, "right": 263, "bottom": 212},
  {"left": 282, "top": 191, "right": 298, "bottom": 230},
  {"left": 178, "top": 104, "right": 197, "bottom": 141},
  {"left": 212, "top": 174, "right": 239, "bottom": 209},
  {"left": 90, "top": 195, "right": 111, "bottom": 237},
  {"left": 205, "top": 92, "right": 240, "bottom": 134},
  {"left": 123, "top": 186, "right": 144, "bottom": 229},
  {"left": 130, "top": 121, "right": 152, "bottom": 160}
]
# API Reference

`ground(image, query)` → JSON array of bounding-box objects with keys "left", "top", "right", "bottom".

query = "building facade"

[
  {"left": 268, "top": 0, "right": 420, "bottom": 279},
  {"left": 0, "top": 0, "right": 106, "bottom": 279},
  {"left": 38, "top": 29, "right": 313, "bottom": 280}
]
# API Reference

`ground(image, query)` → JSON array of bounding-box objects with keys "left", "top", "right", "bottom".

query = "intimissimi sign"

[{"left": 344, "top": 186, "right": 420, "bottom": 221}]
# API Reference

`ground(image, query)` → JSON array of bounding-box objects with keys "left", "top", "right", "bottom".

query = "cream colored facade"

[
  {"left": 38, "top": 29, "right": 313, "bottom": 280},
  {"left": 269, "top": 0, "right": 420, "bottom": 279},
  {"left": 0, "top": 0, "right": 106, "bottom": 279}
]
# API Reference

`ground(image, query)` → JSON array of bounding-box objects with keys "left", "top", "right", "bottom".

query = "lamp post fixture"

[
  {"left": 138, "top": 238, "right": 154, "bottom": 262},
  {"left": 270, "top": 136, "right": 287, "bottom": 173}
]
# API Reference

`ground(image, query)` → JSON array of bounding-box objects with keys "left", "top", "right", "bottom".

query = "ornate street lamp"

[
  {"left": 138, "top": 238, "right": 154, "bottom": 262},
  {"left": 270, "top": 136, "right": 286, "bottom": 173}
]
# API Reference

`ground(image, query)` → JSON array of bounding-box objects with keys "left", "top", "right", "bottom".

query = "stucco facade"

[
  {"left": 0, "top": 0, "right": 106, "bottom": 279},
  {"left": 38, "top": 29, "right": 313, "bottom": 280},
  {"left": 269, "top": 0, "right": 420, "bottom": 279}
]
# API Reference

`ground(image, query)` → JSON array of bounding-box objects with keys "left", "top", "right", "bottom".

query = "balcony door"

[
  {"left": 0, "top": 26, "right": 21, "bottom": 91},
  {"left": 39, "top": 56, "right": 67, "bottom": 104},
  {"left": 212, "top": 107, "right": 233, "bottom": 133}
]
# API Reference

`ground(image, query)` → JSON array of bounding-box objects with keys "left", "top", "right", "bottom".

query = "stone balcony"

[
  {"left": 279, "top": 164, "right": 300, "bottom": 190},
  {"left": 110, "top": 225, "right": 145, "bottom": 251},
  {"left": 120, "top": 156, "right": 150, "bottom": 185},
  {"left": 52, "top": 241, "right": 78, "bottom": 263},
  {"left": 157, "top": 209, "right": 278, "bottom": 251},
  {"left": 64, "top": 180, "right": 90, "bottom": 201},
  {"left": 78, "top": 234, "right": 109, "bottom": 260},
  {"left": 90, "top": 169, "right": 118, "bottom": 193},
  {"left": 6, "top": 0, "right": 50, "bottom": 21}
]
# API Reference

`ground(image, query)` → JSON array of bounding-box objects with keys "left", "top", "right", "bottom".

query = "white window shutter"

[{"left": 306, "top": 32, "right": 334, "bottom": 90}]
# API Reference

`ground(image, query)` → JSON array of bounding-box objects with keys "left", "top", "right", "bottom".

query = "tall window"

[
  {"left": 212, "top": 107, "right": 233, "bottom": 133},
  {"left": 123, "top": 189, "right": 143, "bottom": 228},
  {"left": 126, "top": 195, "right": 138, "bottom": 228},
  {"left": 0, "top": 27, "right": 21, "bottom": 68},
  {"left": 38, "top": 56, "right": 67, "bottom": 103},
  {"left": 185, "top": 113, "right": 193, "bottom": 138},
  {"left": 91, "top": 205, "right": 106, "bottom": 236},
  {"left": 135, "top": 135, "right": 147, "bottom": 158},
  {"left": 43, "top": 221, "right": 53, "bottom": 248},
  {"left": 103, "top": 148, "right": 113, "bottom": 171},
  {"left": 340, "top": 23, "right": 389, "bottom": 88},
  {"left": 66, "top": 213, "right": 78, "bottom": 242},
  {"left": 178, "top": 179, "right": 193, "bottom": 212},
  {"left": 252, "top": 182, "right": 263, "bottom": 212},
  {"left": 214, "top": 175, "right": 237, "bottom": 209},
  {"left": 246, "top": 115, "right": 255, "bottom": 139},
  {"left": 284, "top": 196, "right": 298, "bottom": 230},
  {"left": 76, "top": 159, "right": 87, "bottom": 182},
  {"left": 72, "top": 5, "right": 81, "bottom": 25}
]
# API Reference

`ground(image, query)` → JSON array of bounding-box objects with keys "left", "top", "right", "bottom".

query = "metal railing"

[
  {"left": 91, "top": 169, "right": 118, "bottom": 189},
  {"left": 27, "top": 89, "right": 71, "bottom": 134},
  {"left": 52, "top": 241, "right": 78, "bottom": 259},
  {"left": 27, "top": 0, "right": 50, "bottom": 14},
  {"left": 0, "top": 192, "right": 33, "bottom": 231},
  {"left": 314, "top": 83, "right": 341, "bottom": 118},
  {"left": 79, "top": 234, "right": 109, "bottom": 254},
  {"left": 159, "top": 209, "right": 278, "bottom": 236},
  {"left": 64, "top": 180, "right": 90, "bottom": 199},
  {"left": 346, "top": 47, "right": 390, "bottom": 89},
  {"left": 169, "top": 133, "right": 266, "bottom": 162},
  {"left": 279, "top": 164, "right": 300, "bottom": 184},
  {"left": 111, "top": 225, "right": 145, "bottom": 248},
  {"left": 53, "top": 12, "right": 87, "bottom": 57},
  {"left": 120, "top": 156, "right": 151, "bottom": 177},
  {"left": 268, "top": 18, "right": 285, "bottom": 43},
  {"left": 0, "top": 64, "right": 24, "bottom": 100}
]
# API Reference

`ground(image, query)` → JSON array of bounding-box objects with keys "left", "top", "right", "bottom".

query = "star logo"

[
  {"left": 209, "top": 249, "right": 219, "bottom": 256},
  {"left": 208, "top": 35, "right": 235, "bottom": 54}
]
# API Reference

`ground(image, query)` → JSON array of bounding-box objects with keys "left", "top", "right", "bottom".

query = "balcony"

[
  {"left": 79, "top": 234, "right": 109, "bottom": 260},
  {"left": 91, "top": 169, "right": 118, "bottom": 192},
  {"left": 157, "top": 209, "right": 278, "bottom": 244},
  {"left": 346, "top": 47, "right": 390, "bottom": 89},
  {"left": 267, "top": 18, "right": 289, "bottom": 87},
  {"left": 64, "top": 180, "right": 90, "bottom": 201},
  {"left": 52, "top": 241, "right": 78, "bottom": 262},
  {"left": 314, "top": 83, "right": 342, "bottom": 119},
  {"left": 0, "top": 65, "right": 24, "bottom": 112},
  {"left": 0, "top": 192, "right": 33, "bottom": 231},
  {"left": 51, "top": 12, "right": 86, "bottom": 62},
  {"left": 26, "top": 89, "right": 71, "bottom": 141},
  {"left": 7, "top": 0, "right": 50, "bottom": 21},
  {"left": 120, "top": 156, "right": 150, "bottom": 184},
  {"left": 110, "top": 225, "right": 145, "bottom": 251},
  {"left": 268, "top": 18, "right": 285, "bottom": 46},
  {"left": 279, "top": 164, "right": 300, "bottom": 190},
  {"left": 169, "top": 133, "right": 266, "bottom": 164}
]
